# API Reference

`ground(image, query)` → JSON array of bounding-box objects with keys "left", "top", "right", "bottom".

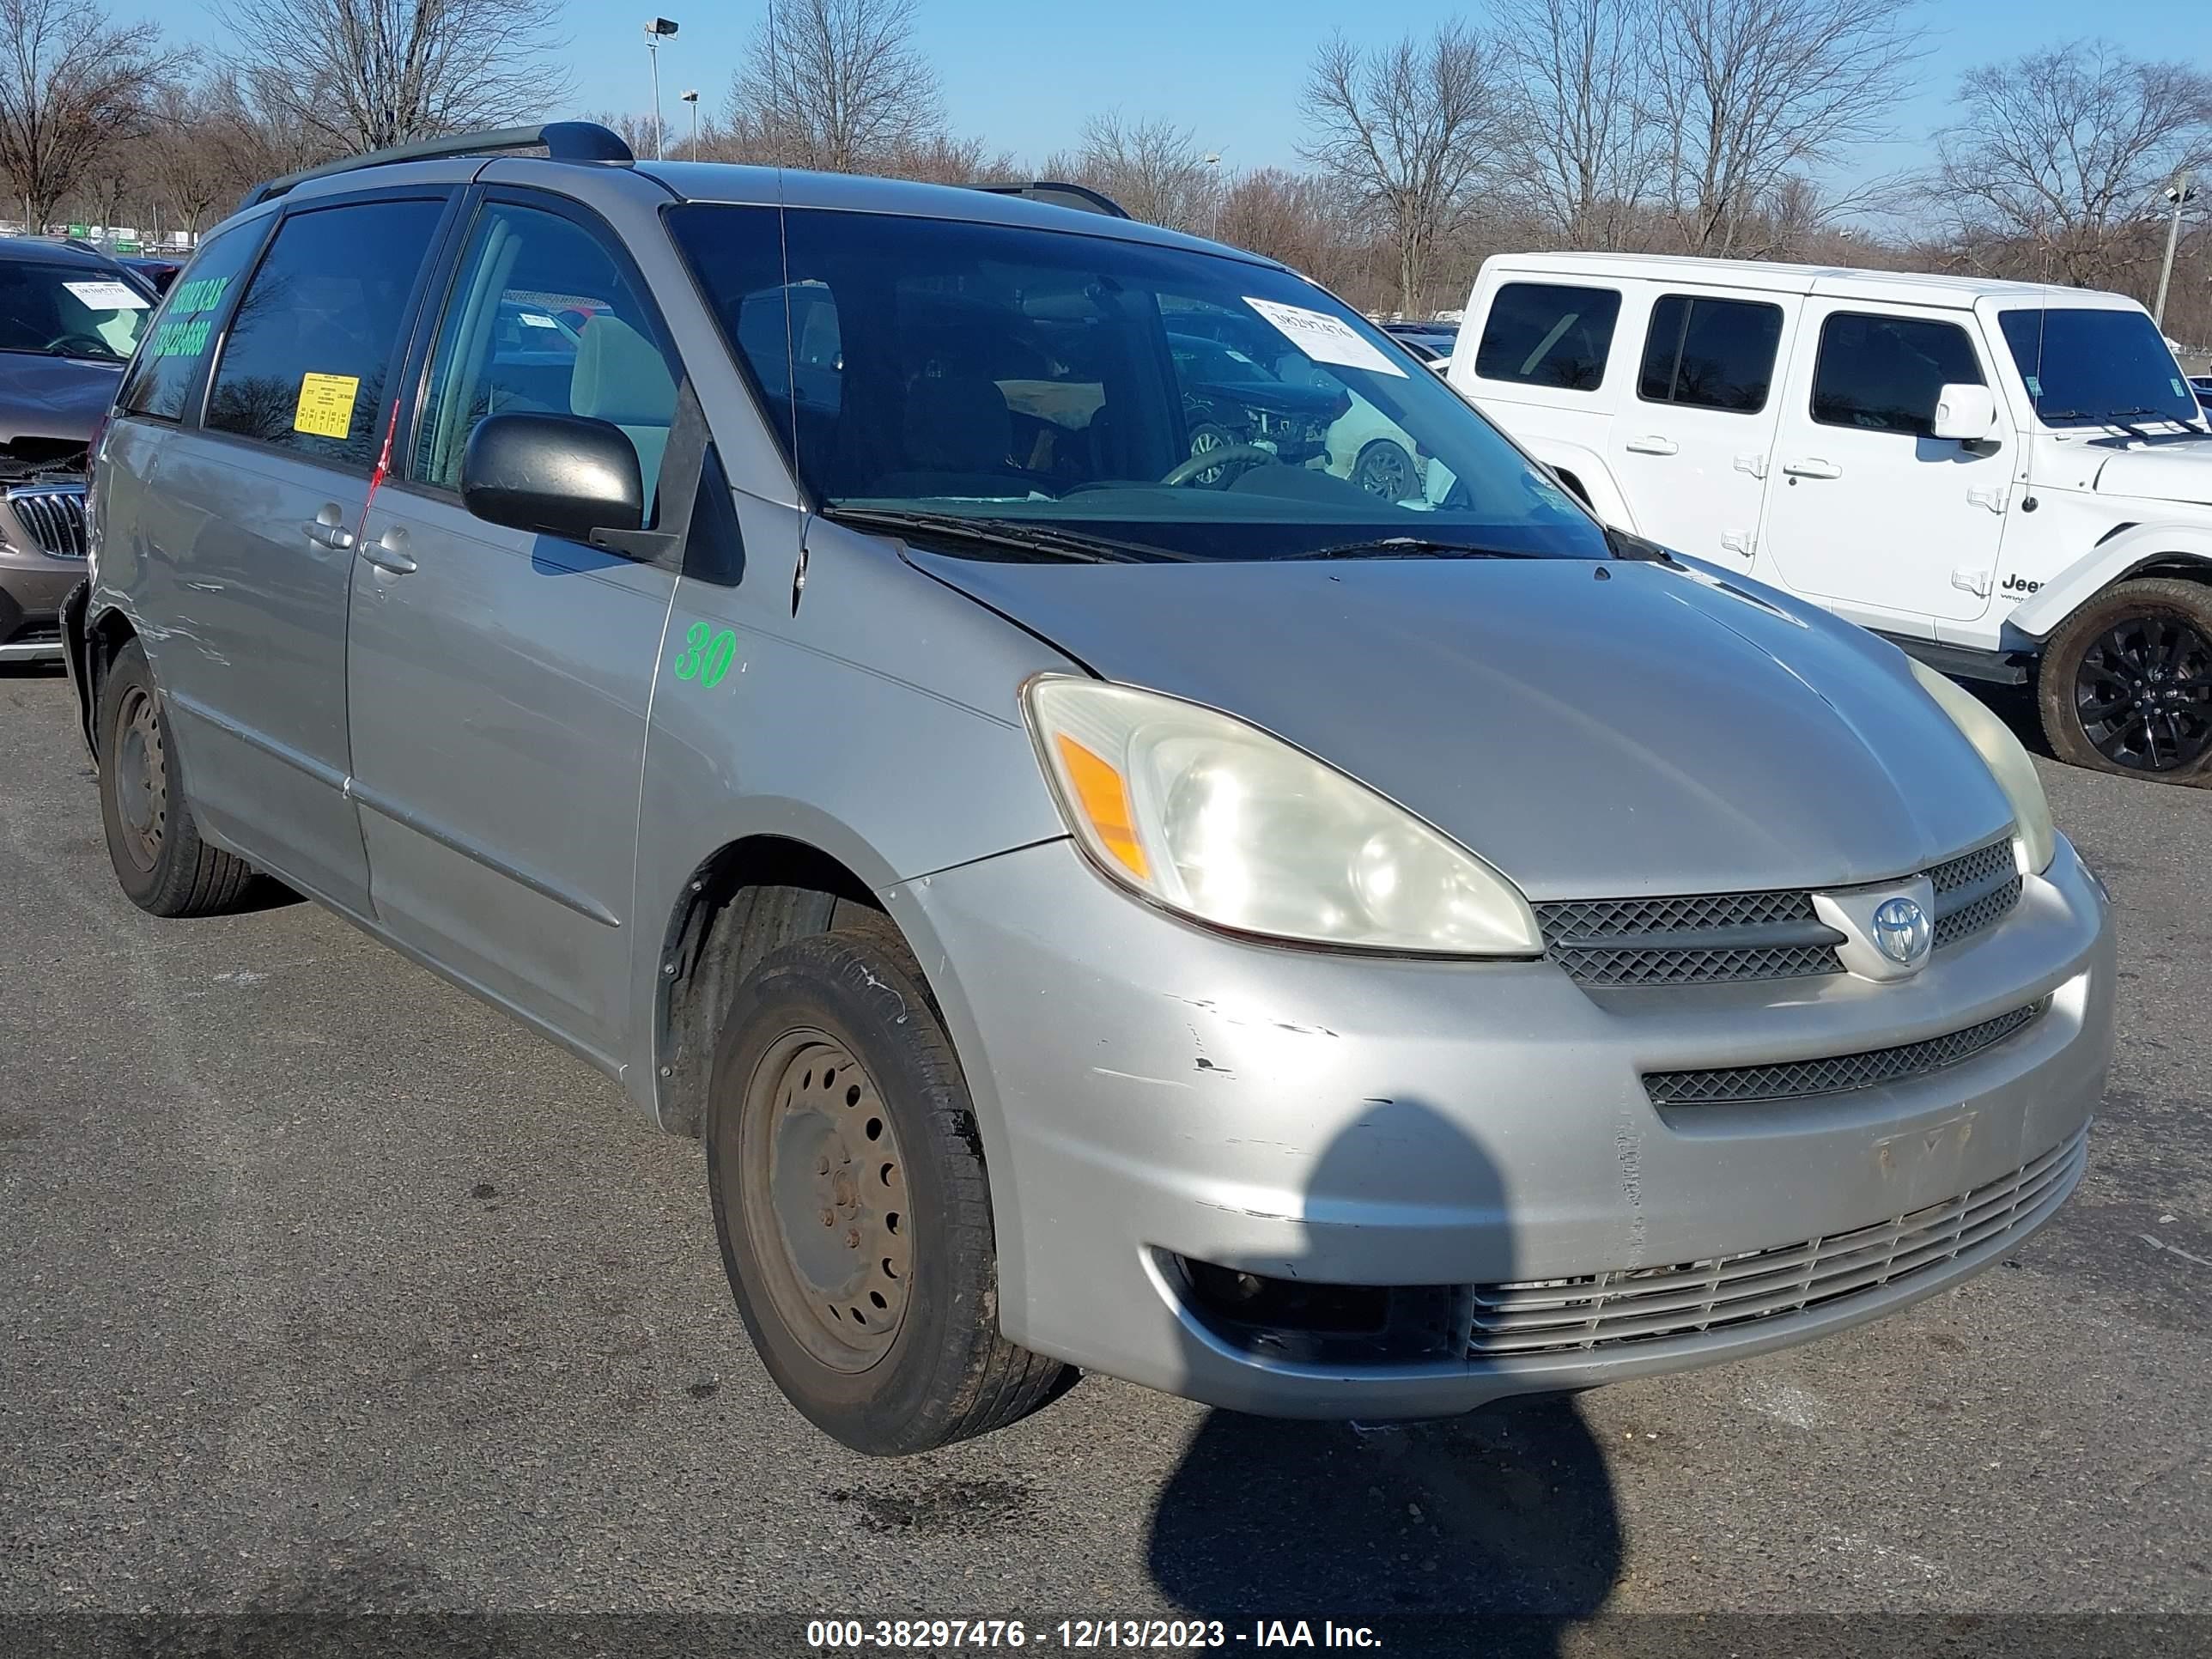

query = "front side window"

[
  {"left": 1472, "top": 283, "right": 1620, "bottom": 392},
  {"left": 414, "top": 202, "right": 680, "bottom": 504},
  {"left": 205, "top": 198, "right": 445, "bottom": 467},
  {"left": 669, "top": 205, "right": 1607, "bottom": 563},
  {"left": 1638, "top": 295, "right": 1783, "bottom": 413},
  {"left": 118, "top": 222, "right": 265, "bottom": 422},
  {"left": 0, "top": 257, "right": 152, "bottom": 366},
  {"left": 1997, "top": 307, "right": 2200, "bottom": 428},
  {"left": 1811, "top": 313, "right": 1984, "bottom": 437}
]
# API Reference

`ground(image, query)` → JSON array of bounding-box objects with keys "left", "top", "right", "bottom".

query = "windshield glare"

[
  {"left": 1997, "top": 307, "right": 2202, "bottom": 428},
  {"left": 0, "top": 258, "right": 150, "bottom": 362},
  {"left": 669, "top": 204, "right": 1607, "bottom": 562}
]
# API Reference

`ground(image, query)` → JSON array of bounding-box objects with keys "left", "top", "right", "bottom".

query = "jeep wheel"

[
  {"left": 706, "top": 932, "right": 1073, "bottom": 1455},
  {"left": 1351, "top": 439, "right": 1418, "bottom": 501},
  {"left": 2039, "top": 578, "right": 2212, "bottom": 783},
  {"left": 96, "top": 641, "right": 258, "bottom": 915}
]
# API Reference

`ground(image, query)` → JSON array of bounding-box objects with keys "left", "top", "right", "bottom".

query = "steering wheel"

[
  {"left": 1160, "top": 441, "right": 1279, "bottom": 489},
  {"left": 46, "top": 333, "right": 117, "bottom": 360}
]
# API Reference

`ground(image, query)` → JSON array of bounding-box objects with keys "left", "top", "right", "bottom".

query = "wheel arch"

[
  {"left": 2008, "top": 525, "right": 2212, "bottom": 641},
  {"left": 70, "top": 599, "right": 141, "bottom": 757}
]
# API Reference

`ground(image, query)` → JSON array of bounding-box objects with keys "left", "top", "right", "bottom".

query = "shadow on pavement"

[{"left": 1144, "top": 1099, "right": 1621, "bottom": 1655}]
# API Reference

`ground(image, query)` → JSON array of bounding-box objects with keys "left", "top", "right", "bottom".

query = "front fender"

[
  {"left": 1522, "top": 437, "right": 1640, "bottom": 533},
  {"left": 2008, "top": 521, "right": 2212, "bottom": 639}
]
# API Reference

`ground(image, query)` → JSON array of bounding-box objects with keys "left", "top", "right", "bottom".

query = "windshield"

[
  {"left": 1997, "top": 307, "right": 2202, "bottom": 428},
  {"left": 668, "top": 204, "right": 1607, "bottom": 562},
  {"left": 0, "top": 258, "right": 151, "bottom": 362}
]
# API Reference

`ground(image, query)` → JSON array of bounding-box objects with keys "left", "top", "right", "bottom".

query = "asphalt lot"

[{"left": 2, "top": 661, "right": 2209, "bottom": 1646}]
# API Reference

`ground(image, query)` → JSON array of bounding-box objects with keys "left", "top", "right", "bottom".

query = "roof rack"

[
  {"left": 241, "top": 122, "right": 633, "bottom": 211},
  {"left": 968, "top": 181, "right": 1129, "bottom": 220}
]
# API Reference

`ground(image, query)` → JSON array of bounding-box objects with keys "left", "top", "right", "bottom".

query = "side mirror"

[
  {"left": 1930, "top": 383, "right": 1997, "bottom": 442},
  {"left": 459, "top": 413, "right": 644, "bottom": 544}
]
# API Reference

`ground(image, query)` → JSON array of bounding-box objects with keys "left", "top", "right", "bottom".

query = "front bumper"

[{"left": 884, "top": 834, "right": 2114, "bottom": 1419}]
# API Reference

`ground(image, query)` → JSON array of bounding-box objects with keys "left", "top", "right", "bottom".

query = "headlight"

[
  {"left": 1023, "top": 676, "right": 1541, "bottom": 955},
  {"left": 1907, "top": 658, "right": 2056, "bottom": 873}
]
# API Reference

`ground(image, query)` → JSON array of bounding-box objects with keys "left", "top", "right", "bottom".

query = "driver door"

[{"left": 343, "top": 192, "right": 687, "bottom": 1065}]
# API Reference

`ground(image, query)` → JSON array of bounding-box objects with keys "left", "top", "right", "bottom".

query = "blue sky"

[{"left": 118, "top": 0, "right": 2212, "bottom": 183}]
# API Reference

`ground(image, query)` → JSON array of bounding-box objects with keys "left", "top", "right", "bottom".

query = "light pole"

[
  {"left": 681, "top": 89, "right": 700, "bottom": 161},
  {"left": 2154, "top": 169, "right": 2197, "bottom": 332},
  {"left": 644, "top": 17, "right": 679, "bottom": 161},
  {"left": 1203, "top": 152, "right": 1220, "bottom": 238}
]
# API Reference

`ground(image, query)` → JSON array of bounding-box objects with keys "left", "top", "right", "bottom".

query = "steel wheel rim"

[
  {"left": 1353, "top": 442, "right": 1415, "bottom": 500},
  {"left": 2073, "top": 613, "right": 2212, "bottom": 772},
  {"left": 112, "top": 684, "right": 167, "bottom": 872},
  {"left": 740, "top": 1029, "right": 911, "bottom": 1373}
]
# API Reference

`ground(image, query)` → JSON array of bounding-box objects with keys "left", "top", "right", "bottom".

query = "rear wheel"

[
  {"left": 95, "top": 641, "right": 257, "bottom": 915},
  {"left": 706, "top": 932, "right": 1072, "bottom": 1455},
  {"left": 2038, "top": 578, "right": 2212, "bottom": 784}
]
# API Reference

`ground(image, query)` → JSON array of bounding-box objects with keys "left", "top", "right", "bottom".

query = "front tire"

[
  {"left": 95, "top": 641, "right": 258, "bottom": 915},
  {"left": 706, "top": 932, "right": 1072, "bottom": 1455},
  {"left": 2038, "top": 578, "right": 2212, "bottom": 784},
  {"left": 1351, "top": 439, "right": 1418, "bottom": 501}
]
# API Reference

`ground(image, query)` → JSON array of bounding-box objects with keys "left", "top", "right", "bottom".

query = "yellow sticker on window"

[{"left": 294, "top": 372, "right": 360, "bottom": 440}]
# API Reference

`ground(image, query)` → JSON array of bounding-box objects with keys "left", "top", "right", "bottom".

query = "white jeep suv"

[{"left": 1448, "top": 252, "right": 2212, "bottom": 783}]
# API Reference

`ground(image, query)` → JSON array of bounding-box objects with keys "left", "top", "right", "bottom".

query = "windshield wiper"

[
  {"left": 820, "top": 506, "right": 1194, "bottom": 564},
  {"left": 1284, "top": 536, "right": 1542, "bottom": 562}
]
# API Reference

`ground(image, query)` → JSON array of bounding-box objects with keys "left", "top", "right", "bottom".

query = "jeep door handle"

[
  {"left": 1783, "top": 458, "right": 1843, "bottom": 480},
  {"left": 302, "top": 518, "right": 356, "bottom": 551},
  {"left": 359, "top": 528, "right": 416, "bottom": 574},
  {"left": 1625, "top": 435, "right": 1679, "bottom": 455}
]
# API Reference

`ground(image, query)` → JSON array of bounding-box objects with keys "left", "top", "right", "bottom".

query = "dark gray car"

[
  {"left": 66, "top": 125, "right": 2113, "bottom": 1455},
  {"left": 0, "top": 238, "right": 153, "bottom": 659}
]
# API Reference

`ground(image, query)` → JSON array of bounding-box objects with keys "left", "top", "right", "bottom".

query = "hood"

[
  {"left": 2094, "top": 438, "right": 2212, "bottom": 507},
  {"left": 910, "top": 551, "right": 2015, "bottom": 901},
  {"left": 0, "top": 353, "right": 124, "bottom": 452}
]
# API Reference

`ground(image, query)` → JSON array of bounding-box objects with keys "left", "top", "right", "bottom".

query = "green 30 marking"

[{"left": 672, "top": 621, "right": 737, "bottom": 689}]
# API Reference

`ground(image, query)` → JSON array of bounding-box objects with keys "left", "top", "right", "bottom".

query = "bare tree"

[
  {"left": 1064, "top": 111, "right": 1217, "bottom": 232},
  {"left": 728, "top": 0, "right": 943, "bottom": 173},
  {"left": 1927, "top": 40, "right": 2212, "bottom": 290},
  {"left": 1300, "top": 24, "right": 1509, "bottom": 315},
  {"left": 1498, "top": 0, "right": 1657, "bottom": 247},
  {"left": 1648, "top": 0, "right": 1923, "bottom": 254},
  {"left": 215, "top": 0, "right": 571, "bottom": 155},
  {"left": 0, "top": 0, "right": 171, "bottom": 230}
]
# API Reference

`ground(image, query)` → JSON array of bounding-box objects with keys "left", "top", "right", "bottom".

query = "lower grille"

[
  {"left": 1644, "top": 999, "right": 2046, "bottom": 1107},
  {"left": 6, "top": 485, "right": 88, "bottom": 558},
  {"left": 1468, "top": 1127, "right": 2085, "bottom": 1358}
]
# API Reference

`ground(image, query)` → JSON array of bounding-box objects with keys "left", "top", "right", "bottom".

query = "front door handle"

[
  {"left": 359, "top": 526, "right": 416, "bottom": 574},
  {"left": 1783, "top": 458, "right": 1843, "bottom": 480},
  {"left": 1625, "top": 435, "right": 1679, "bottom": 455},
  {"left": 303, "top": 514, "right": 355, "bottom": 550}
]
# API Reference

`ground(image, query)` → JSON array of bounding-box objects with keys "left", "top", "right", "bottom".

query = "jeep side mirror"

[
  {"left": 1930, "top": 384, "right": 1997, "bottom": 442},
  {"left": 459, "top": 413, "right": 645, "bottom": 544}
]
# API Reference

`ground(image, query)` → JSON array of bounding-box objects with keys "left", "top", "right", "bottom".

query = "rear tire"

[
  {"left": 706, "top": 931, "right": 1072, "bottom": 1455},
  {"left": 2037, "top": 578, "right": 2212, "bottom": 785},
  {"left": 95, "top": 641, "right": 258, "bottom": 915}
]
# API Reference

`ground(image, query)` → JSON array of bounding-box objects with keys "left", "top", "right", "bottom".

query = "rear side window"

[
  {"left": 1812, "top": 313, "right": 1984, "bottom": 436},
  {"left": 1473, "top": 282, "right": 1620, "bottom": 392},
  {"left": 1638, "top": 295, "right": 1784, "bottom": 412},
  {"left": 413, "top": 201, "right": 681, "bottom": 506},
  {"left": 118, "top": 223, "right": 265, "bottom": 422},
  {"left": 205, "top": 198, "right": 445, "bottom": 467}
]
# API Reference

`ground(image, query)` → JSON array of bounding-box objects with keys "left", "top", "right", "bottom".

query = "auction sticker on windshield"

[
  {"left": 1244, "top": 297, "right": 1407, "bottom": 378},
  {"left": 64, "top": 280, "right": 149, "bottom": 311},
  {"left": 294, "top": 373, "right": 360, "bottom": 440}
]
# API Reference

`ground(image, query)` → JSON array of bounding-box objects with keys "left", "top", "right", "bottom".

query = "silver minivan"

[{"left": 67, "top": 125, "right": 2114, "bottom": 1455}]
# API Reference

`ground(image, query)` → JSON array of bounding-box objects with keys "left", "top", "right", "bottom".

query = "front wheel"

[
  {"left": 706, "top": 932, "right": 1072, "bottom": 1455},
  {"left": 95, "top": 641, "right": 258, "bottom": 915},
  {"left": 2038, "top": 578, "right": 2212, "bottom": 783}
]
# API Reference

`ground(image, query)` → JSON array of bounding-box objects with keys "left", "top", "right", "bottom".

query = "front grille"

[
  {"left": 6, "top": 486, "right": 88, "bottom": 558},
  {"left": 1533, "top": 888, "right": 1843, "bottom": 987},
  {"left": 1927, "top": 840, "right": 2022, "bottom": 948},
  {"left": 1467, "top": 1127, "right": 2086, "bottom": 1358},
  {"left": 1644, "top": 999, "right": 2047, "bottom": 1107},
  {"left": 1536, "top": 836, "right": 2023, "bottom": 988}
]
